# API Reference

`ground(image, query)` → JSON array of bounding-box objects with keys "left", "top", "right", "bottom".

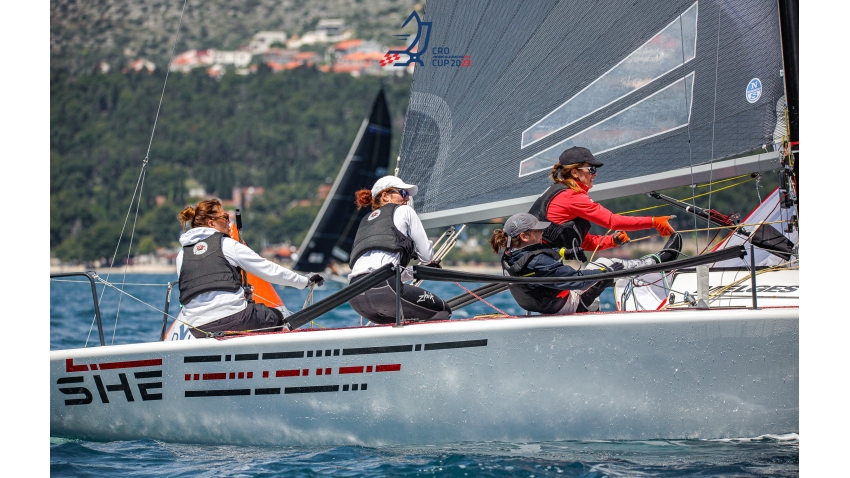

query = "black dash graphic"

[
  {"left": 424, "top": 339, "right": 488, "bottom": 351},
  {"left": 57, "top": 376, "right": 84, "bottom": 384},
  {"left": 343, "top": 384, "right": 349, "bottom": 391},
  {"left": 225, "top": 355, "right": 231, "bottom": 361},
  {"left": 415, "top": 344, "right": 422, "bottom": 351},
  {"left": 254, "top": 388, "right": 281, "bottom": 395},
  {"left": 284, "top": 385, "right": 340, "bottom": 394},
  {"left": 263, "top": 351, "right": 305, "bottom": 360},
  {"left": 134, "top": 370, "right": 162, "bottom": 379},
  {"left": 235, "top": 353, "right": 259, "bottom": 361},
  {"left": 342, "top": 345, "right": 413, "bottom": 356},
  {"left": 185, "top": 389, "right": 251, "bottom": 397},
  {"left": 361, "top": 383, "right": 367, "bottom": 390},
  {"left": 184, "top": 355, "right": 221, "bottom": 363}
]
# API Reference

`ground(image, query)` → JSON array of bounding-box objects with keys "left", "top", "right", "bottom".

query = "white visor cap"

[{"left": 371, "top": 175, "right": 419, "bottom": 197}]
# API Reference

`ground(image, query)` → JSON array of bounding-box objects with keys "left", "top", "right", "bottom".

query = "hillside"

[{"left": 51, "top": 0, "right": 424, "bottom": 73}]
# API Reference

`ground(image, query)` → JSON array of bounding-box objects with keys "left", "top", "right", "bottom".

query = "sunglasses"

[
  {"left": 576, "top": 166, "right": 597, "bottom": 174},
  {"left": 387, "top": 189, "right": 410, "bottom": 199}
]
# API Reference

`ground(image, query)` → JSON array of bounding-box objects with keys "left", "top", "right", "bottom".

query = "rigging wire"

[
  {"left": 83, "top": 0, "right": 190, "bottom": 347},
  {"left": 677, "top": 4, "right": 699, "bottom": 255},
  {"left": 705, "top": 0, "right": 724, "bottom": 251}
]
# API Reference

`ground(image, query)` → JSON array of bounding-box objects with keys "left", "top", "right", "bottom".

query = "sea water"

[{"left": 50, "top": 274, "right": 799, "bottom": 477}]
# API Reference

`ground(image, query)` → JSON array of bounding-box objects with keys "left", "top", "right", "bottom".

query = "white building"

[{"left": 248, "top": 31, "right": 288, "bottom": 54}]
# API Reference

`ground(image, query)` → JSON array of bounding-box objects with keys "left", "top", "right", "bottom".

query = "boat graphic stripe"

[
  {"left": 184, "top": 355, "right": 221, "bottom": 363},
  {"left": 134, "top": 371, "right": 162, "bottom": 379},
  {"left": 235, "top": 354, "right": 259, "bottom": 361},
  {"left": 254, "top": 388, "right": 281, "bottom": 395},
  {"left": 342, "top": 345, "right": 414, "bottom": 355},
  {"left": 203, "top": 373, "right": 227, "bottom": 380},
  {"left": 263, "top": 351, "right": 305, "bottom": 360},
  {"left": 339, "top": 366, "right": 364, "bottom": 374},
  {"left": 284, "top": 385, "right": 340, "bottom": 394},
  {"left": 375, "top": 364, "right": 402, "bottom": 372},
  {"left": 276, "top": 369, "right": 301, "bottom": 377},
  {"left": 185, "top": 389, "right": 252, "bottom": 397},
  {"left": 424, "top": 339, "right": 488, "bottom": 350},
  {"left": 57, "top": 376, "right": 85, "bottom": 384},
  {"left": 97, "top": 359, "right": 163, "bottom": 370}
]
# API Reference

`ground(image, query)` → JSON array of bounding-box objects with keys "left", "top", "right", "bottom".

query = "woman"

[
  {"left": 490, "top": 213, "right": 676, "bottom": 315},
  {"left": 176, "top": 199, "right": 323, "bottom": 337},
  {"left": 529, "top": 146, "right": 680, "bottom": 261},
  {"left": 348, "top": 175, "right": 451, "bottom": 324}
]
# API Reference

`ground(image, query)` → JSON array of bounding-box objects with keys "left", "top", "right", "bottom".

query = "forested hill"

[
  {"left": 51, "top": 67, "right": 412, "bottom": 262},
  {"left": 51, "top": 0, "right": 421, "bottom": 73}
]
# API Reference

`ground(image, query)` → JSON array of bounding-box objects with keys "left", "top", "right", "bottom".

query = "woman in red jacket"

[{"left": 528, "top": 146, "right": 679, "bottom": 261}]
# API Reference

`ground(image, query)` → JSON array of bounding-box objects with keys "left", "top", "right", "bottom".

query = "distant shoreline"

[{"left": 49, "top": 263, "right": 504, "bottom": 276}]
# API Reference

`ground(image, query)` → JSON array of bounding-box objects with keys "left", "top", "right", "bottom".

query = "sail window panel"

[
  {"left": 521, "top": 2, "right": 698, "bottom": 148},
  {"left": 519, "top": 73, "right": 695, "bottom": 177}
]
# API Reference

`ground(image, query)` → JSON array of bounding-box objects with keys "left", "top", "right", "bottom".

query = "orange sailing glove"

[
  {"left": 651, "top": 216, "right": 675, "bottom": 236},
  {"left": 613, "top": 231, "right": 630, "bottom": 245}
]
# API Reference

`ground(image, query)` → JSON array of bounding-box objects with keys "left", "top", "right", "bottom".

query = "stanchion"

[
  {"left": 750, "top": 245, "right": 759, "bottom": 310},
  {"left": 395, "top": 265, "right": 403, "bottom": 327}
]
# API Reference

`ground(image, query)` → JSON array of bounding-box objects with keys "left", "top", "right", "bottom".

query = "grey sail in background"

[
  {"left": 294, "top": 89, "right": 392, "bottom": 272},
  {"left": 398, "top": 0, "right": 787, "bottom": 228}
]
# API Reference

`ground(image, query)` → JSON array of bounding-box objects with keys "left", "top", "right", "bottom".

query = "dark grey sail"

[
  {"left": 294, "top": 89, "right": 392, "bottom": 272},
  {"left": 398, "top": 0, "right": 789, "bottom": 228}
]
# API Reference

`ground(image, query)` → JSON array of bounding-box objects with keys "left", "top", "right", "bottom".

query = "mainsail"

[
  {"left": 294, "top": 89, "right": 392, "bottom": 272},
  {"left": 398, "top": 0, "right": 789, "bottom": 228}
]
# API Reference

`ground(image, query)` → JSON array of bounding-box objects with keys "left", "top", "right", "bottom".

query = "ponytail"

[
  {"left": 489, "top": 229, "right": 509, "bottom": 254},
  {"left": 550, "top": 164, "right": 582, "bottom": 193},
  {"left": 178, "top": 199, "right": 223, "bottom": 231}
]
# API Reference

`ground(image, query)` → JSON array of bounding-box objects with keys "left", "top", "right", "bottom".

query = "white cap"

[{"left": 371, "top": 175, "right": 418, "bottom": 197}]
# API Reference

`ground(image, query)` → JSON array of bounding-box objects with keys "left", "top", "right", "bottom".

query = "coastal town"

[{"left": 107, "top": 20, "right": 415, "bottom": 79}]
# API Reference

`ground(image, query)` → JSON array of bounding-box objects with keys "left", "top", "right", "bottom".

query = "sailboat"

[
  {"left": 50, "top": 0, "right": 798, "bottom": 446},
  {"left": 293, "top": 88, "right": 393, "bottom": 281}
]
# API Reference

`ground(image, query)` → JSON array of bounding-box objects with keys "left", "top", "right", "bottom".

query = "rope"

[
  {"left": 616, "top": 176, "right": 756, "bottom": 215},
  {"left": 452, "top": 282, "right": 510, "bottom": 316}
]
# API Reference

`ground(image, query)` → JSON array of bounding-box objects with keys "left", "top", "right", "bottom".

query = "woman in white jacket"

[
  {"left": 347, "top": 176, "right": 451, "bottom": 324},
  {"left": 176, "top": 199, "right": 323, "bottom": 337}
]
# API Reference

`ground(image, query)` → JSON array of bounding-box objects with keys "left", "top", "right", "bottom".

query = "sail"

[
  {"left": 294, "top": 89, "right": 392, "bottom": 272},
  {"left": 398, "top": 0, "right": 788, "bottom": 228}
]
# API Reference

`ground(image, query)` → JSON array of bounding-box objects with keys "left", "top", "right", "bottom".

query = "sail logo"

[
  {"left": 746, "top": 78, "right": 762, "bottom": 103},
  {"left": 382, "top": 11, "right": 470, "bottom": 69},
  {"left": 367, "top": 210, "right": 381, "bottom": 221},
  {"left": 193, "top": 242, "right": 208, "bottom": 255}
]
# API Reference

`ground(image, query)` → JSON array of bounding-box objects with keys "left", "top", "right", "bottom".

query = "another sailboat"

[
  {"left": 293, "top": 88, "right": 393, "bottom": 281},
  {"left": 51, "top": 0, "right": 798, "bottom": 446}
]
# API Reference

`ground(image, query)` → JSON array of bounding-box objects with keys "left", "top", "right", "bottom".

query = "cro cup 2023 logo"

[{"left": 381, "top": 11, "right": 470, "bottom": 69}]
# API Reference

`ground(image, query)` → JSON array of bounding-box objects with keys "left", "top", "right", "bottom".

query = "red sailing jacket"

[{"left": 545, "top": 182, "right": 653, "bottom": 251}]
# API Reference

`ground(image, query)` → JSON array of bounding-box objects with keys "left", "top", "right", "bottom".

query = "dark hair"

[{"left": 178, "top": 199, "right": 224, "bottom": 231}]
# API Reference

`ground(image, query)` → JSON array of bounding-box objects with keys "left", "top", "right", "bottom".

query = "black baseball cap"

[{"left": 558, "top": 146, "right": 603, "bottom": 167}]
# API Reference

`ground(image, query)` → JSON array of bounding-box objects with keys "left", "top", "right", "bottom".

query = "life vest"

[
  {"left": 349, "top": 204, "right": 417, "bottom": 268},
  {"left": 528, "top": 183, "right": 591, "bottom": 249},
  {"left": 178, "top": 232, "right": 243, "bottom": 305},
  {"left": 501, "top": 244, "right": 569, "bottom": 314}
]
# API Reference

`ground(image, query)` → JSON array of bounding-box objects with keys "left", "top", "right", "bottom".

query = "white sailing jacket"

[{"left": 176, "top": 227, "right": 309, "bottom": 327}]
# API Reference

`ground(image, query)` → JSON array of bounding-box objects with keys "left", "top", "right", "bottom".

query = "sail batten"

[{"left": 400, "top": 0, "right": 786, "bottom": 220}]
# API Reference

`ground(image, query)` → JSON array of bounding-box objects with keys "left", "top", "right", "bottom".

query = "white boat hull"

[{"left": 51, "top": 307, "right": 798, "bottom": 445}]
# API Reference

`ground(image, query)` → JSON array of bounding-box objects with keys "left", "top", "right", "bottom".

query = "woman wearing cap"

[
  {"left": 347, "top": 176, "right": 451, "bottom": 323},
  {"left": 176, "top": 199, "right": 324, "bottom": 338},
  {"left": 490, "top": 212, "right": 668, "bottom": 315},
  {"left": 529, "top": 146, "right": 679, "bottom": 260}
]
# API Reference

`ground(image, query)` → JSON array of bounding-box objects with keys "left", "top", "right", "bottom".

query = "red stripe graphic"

[
  {"left": 203, "top": 373, "right": 227, "bottom": 380},
  {"left": 339, "top": 366, "right": 364, "bottom": 374},
  {"left": 98, "top": 359, "right": 163, "bottom": 370},
  {"left": 65, "top": 358, "right": 88, "bottom": 372},
  {"left": 376, "top": 364, "right": 401, "bottom": 372},
  {"left": 276, "top": 369, "right": 301, "bottom": 378}
]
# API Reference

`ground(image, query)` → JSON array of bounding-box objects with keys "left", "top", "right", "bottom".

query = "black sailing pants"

[{"left": 349, "top": 276, "right": 452, "bottom": 324}]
